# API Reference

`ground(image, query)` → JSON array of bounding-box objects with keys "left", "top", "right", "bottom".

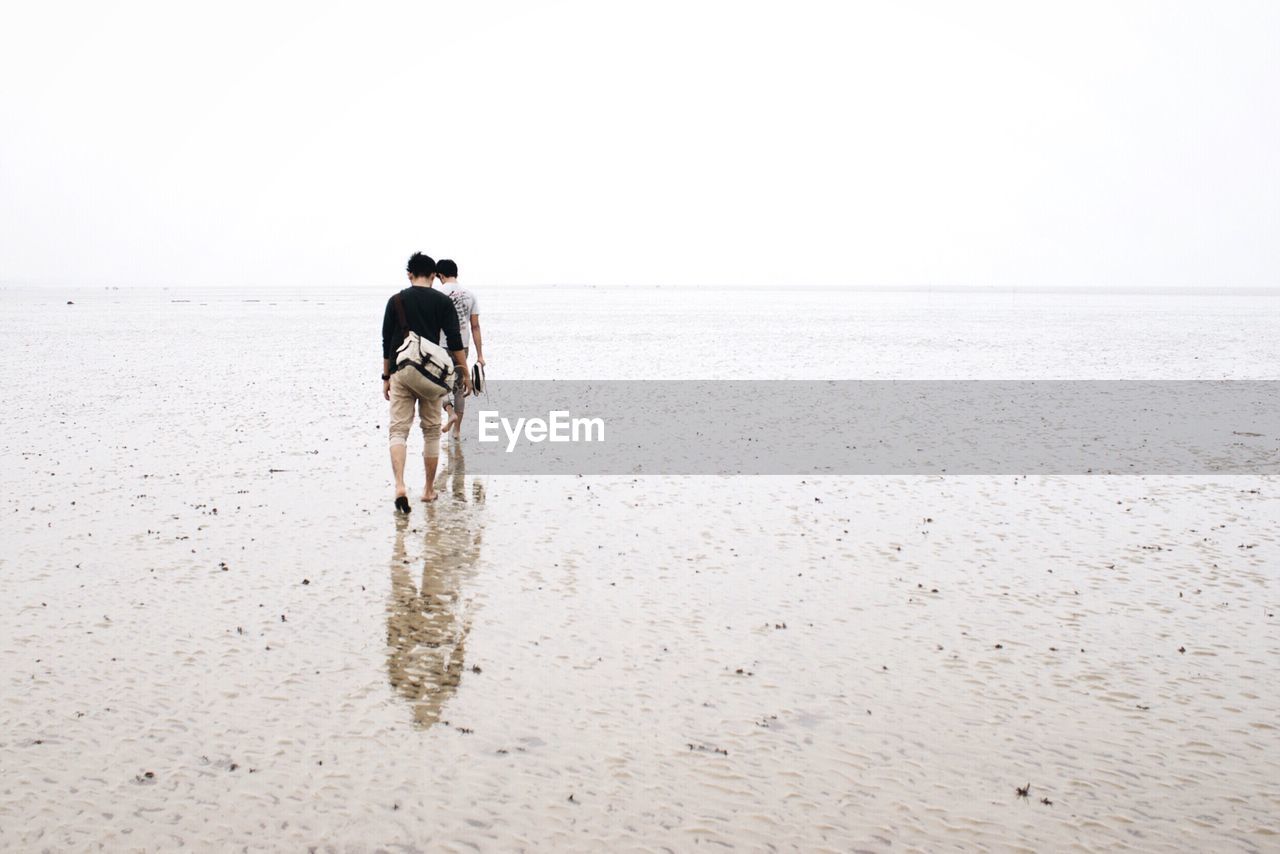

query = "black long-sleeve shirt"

[{"left": 382, "top": 286, "right": 464, "bottom": 362}]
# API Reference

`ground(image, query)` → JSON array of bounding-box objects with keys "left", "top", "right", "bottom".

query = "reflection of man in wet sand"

[
  {"left": 445, "top": 441, "right": 485, "bottom": 504},
  {"left": 386, "top": 453, "right": 485, "bottom": 728}
]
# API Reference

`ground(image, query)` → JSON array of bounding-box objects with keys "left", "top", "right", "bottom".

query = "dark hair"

[
  {"left": 436, "top": 259, "right": 458, "bottom": 278},
  {"left": 406, "top": 252, "right": 436, "bottom": 278}
]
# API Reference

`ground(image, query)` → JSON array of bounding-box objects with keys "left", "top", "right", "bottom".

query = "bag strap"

[{"left": 392, "top": 292, "right": 410, "bottom": 339}]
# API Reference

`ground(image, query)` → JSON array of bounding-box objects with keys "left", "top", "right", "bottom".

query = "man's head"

[
  {"left": 406, "top": 252, "right": 436, "bottom": 285},
  {"left": 436, "top": 259, "right": 458, "bottom": 282}
]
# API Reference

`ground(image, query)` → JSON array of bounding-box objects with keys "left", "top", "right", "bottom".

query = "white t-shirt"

[{"left": 436, "top": 282, "right": 479, "bottom": 350}]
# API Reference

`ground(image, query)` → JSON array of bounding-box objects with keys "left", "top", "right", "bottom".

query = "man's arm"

[
  {"left": 470, "top": 314, "right": 484, "bottom": 367},
  {"left": 381, "top": 299, "right": 396, "bottom": 400},
  {"left": 382, "top": 298, "right": 397, "bottom": 364}
]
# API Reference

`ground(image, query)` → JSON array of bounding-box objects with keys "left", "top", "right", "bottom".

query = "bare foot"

[
  {"left": 420, "top": 487, "right": 438, "bottom": 503},
  {"left": 441, "top": 412, "right": 457, "bottom": 435}
]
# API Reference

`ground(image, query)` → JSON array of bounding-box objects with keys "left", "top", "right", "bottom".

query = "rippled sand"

[{"left": 2, "top": 288, "right": 1279, "bottom": 850}]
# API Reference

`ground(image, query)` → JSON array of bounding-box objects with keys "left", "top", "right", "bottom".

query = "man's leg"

[
  {"left": 388, "top": 374, "right": 414, "bottom": 512},
  {"left": 451, "top": 367, "right": 466, "bottom": 439},
  {"left": 389, "top": 445, "right": 409, "bottom": 512},
  {"left": 441, "top": 401, "right": 456, "bottom": 438},
  {"left": 441, "top": 348, "right": 468, "bottom": 438},
  {"left": 423, "top": 450, "right": 440, "bottom": 502},
  {"left": 416, "top": 382, "right": 447, "bottom": 502}
]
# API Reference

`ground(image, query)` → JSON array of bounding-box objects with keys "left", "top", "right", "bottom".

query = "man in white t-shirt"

[{"left": 434, "top": 259, "right": 485, "bottom": 439}]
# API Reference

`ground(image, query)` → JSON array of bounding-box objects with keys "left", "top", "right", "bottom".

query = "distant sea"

[{"left": 4, "top": 285, "right": 1277, "bottom": 381}]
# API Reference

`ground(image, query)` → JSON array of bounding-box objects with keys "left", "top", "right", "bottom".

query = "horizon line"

[{"left": 3, "top": 282, "right": 1280, "bottom": 296}]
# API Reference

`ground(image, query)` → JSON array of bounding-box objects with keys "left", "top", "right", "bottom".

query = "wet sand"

[{"left": 2, "top": 288, "right": 1279, "bottom": 850}]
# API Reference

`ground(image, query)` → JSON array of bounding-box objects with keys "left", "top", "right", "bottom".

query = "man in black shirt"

[{"left": 382, "top": 253, "right": 472, "bottom": 510}]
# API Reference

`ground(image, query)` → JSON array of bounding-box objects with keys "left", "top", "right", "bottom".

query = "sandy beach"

[
  {"left": 6, "top": 0, "right": 1280, "bottom": 845},
  {"left": 2, "top": 287, "right": 1278, "bottom": 850}
]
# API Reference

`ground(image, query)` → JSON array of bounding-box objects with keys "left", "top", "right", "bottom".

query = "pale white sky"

[{"left": 1, "top": 1, "right": 1277, "bottom": 288}]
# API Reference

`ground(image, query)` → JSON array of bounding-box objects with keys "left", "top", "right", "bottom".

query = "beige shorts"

[{"left": 388, "top": 368, "right": 448, "bottom": 456}]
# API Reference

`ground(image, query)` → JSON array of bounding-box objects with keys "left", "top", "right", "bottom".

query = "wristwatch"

[{"left": 381, "top": 373, "right": 390, "bottom": 381}]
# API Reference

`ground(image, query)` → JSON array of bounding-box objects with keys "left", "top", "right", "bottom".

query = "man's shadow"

[{"left": 386, "top": 444, "right": 485, "bottom": 728}]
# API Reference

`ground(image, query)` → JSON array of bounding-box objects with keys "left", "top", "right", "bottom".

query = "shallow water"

[{"left": 1, "top": 287, "right": 1278, "bottom": 850}]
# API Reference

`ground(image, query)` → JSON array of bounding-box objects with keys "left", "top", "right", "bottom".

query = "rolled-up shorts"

[{"left": 388, "top": 368, "right": 448, "bottom": 456}]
